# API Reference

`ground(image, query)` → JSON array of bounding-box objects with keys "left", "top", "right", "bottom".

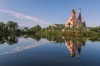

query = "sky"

[{"left": 0, "top": 0, "right": 100, "bottom": 27}]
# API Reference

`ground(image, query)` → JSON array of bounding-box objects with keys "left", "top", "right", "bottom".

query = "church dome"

[{"left": 71, "top": 9, "right": 76, "bottom": 14}]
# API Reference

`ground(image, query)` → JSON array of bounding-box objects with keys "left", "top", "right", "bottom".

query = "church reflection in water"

[
  {"left": 0, "top": 34, "right": 87, "bottom": 61},
  {"left": 65, "top": 39, "right": 85, "bottom": 60}
]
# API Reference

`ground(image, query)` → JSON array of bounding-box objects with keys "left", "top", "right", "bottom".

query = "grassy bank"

[{"left": 37, "top": 30, "right": 100, "bottom": 38}]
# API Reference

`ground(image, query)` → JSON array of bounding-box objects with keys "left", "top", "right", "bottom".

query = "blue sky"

[{"left": 0, "top": 0, "right": 100, "bottom": 27}]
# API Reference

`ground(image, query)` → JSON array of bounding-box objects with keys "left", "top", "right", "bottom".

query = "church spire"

[
  {"left": 78, "top": 8, "right": 82, "bottom": 20},
  {"left": 83, "top": 20, "right": 86, "bottom": 27},
  {"left": 78, "top": 48, "right": 81, "bottom": 61}
]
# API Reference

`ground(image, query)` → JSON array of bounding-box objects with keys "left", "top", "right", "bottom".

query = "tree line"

[
  {"left": 38, "top": 24, "right": 100, "bottom": 37},
  {"left": 0, "top": 21, "right": 100, "bottom": 36},
  {"left": 0, "top": 21, "right": 41, "bottom": 34}
]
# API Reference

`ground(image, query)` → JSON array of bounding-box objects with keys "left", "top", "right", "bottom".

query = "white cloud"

[{"left": 0, "top": 9, "right": 51, "bottom": 27}]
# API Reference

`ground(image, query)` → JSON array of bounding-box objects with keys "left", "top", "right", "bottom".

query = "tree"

[
  {"left": 35, "top": 25, "right": 41, "bottom": 32},
  {"left": 6, "top": 21, "right": 18, "bottom": 32},
  {"left": 31, "top": 25, "right": 41, "bottom": 33},
  {"left": 65, "top": 27, "right": 71, "bottom": 31},
  {"left": 23, "top": 27, "right": 29, "bottom": 33},
  {"left": 48, "top": 25, "right": 52, "bottom": 30},
  {"left": 0, "top": 22, "right": 4, "bottom": 31}
]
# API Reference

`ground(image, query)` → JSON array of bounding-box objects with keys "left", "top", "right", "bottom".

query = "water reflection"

[
  {"left": 0, "top": 34, "right": 100, "bottom": 66},
  {"left": 0, "top": 39, "right": 49, "bottom": 55},
  {"left": 65, "top": 39, "right": 85, "bottom": 60},
  {"left": 0, "top": 35, "right": 18, "bottom": 45},
  {"left": 0, "top": 35, "right": 87, "bottom": 58},
  {"left": 45, "top": 36, "right": 87, "bottom": 60},
  {"left": 0, "top": 34, "right": 99, "bottom": 58},
  {"left": 0, "top": 34, "right": 42, "bottom": 45},
  {"left": 0, "top": 34, "right": 100, "bottom": 45}
]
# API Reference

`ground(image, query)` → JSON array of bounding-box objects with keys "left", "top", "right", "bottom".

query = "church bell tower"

[{"left": 78, "top": 8, "right": 82, "bottom": 21}]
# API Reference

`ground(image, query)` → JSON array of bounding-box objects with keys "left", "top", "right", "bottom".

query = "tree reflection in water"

[
  {"left": 47, "top": 36, "right": 86, "bottom": 60},
  {"left": 0, "top": 34, "right": 42, "bottom": 45},
  {"left": 0, "top": 34, "right": 100, "bottom": 60},
  {"left": 0, "top": 35, "right": 18, "bottom": 45}
]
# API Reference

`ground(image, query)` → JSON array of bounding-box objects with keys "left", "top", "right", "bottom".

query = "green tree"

[
  {"left": 23, "top": 27, "right": 29, "bottom": 33},
  {"left": 31, "top": 25, "right": 41, "bottom": 33},
  {"left": 0, "top": 22, "right": 4, "bottom": 31},
  {"left": 6, "top": 21, "right": 18, "bottom": 33}
]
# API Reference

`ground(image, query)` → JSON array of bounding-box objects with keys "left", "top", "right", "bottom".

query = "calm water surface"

[{"left": 0, "top": 37, "right": 100, "bottom": 66}]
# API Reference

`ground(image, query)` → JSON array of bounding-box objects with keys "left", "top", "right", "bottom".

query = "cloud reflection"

[{"left": 0, "top": 39, "right": 50, "bottom": 55}]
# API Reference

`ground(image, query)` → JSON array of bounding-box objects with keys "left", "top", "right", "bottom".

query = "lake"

[{"left": 0, "top": 36, "right": 100, "bottom": 66}]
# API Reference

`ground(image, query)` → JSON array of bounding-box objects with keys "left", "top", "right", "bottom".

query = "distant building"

[{"left": 65, "top": 8, "right": 86, "bottom": 28}]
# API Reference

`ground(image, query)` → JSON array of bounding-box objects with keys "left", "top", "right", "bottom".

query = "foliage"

[{"left": 0, "top": 21, "right": 100, "bottom": 39}]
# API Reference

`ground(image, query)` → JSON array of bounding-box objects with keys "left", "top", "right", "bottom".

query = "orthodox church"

[{"left": 65, "top": 8, "right": 86, "bottom": 28}]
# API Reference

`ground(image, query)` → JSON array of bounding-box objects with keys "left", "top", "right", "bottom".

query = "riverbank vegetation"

[
  {"left": 0, "top": 21, "right": 100, "bottom": 38},
  {"left": 0, "top": 21, "right": 41, "bottom": 35},
  {"left": 0, "top": 20, "right": 100, "bottom": 45},
  {"left": 37, "top": 25, "right": 100, "bottom": 37}
]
